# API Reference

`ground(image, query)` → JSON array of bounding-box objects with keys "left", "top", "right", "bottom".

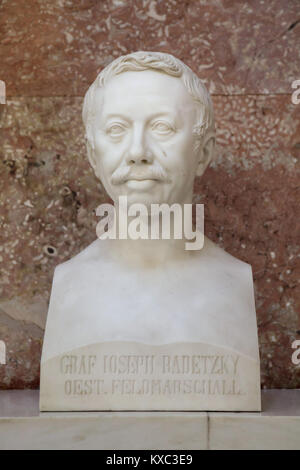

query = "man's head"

[{"left": 82, "top": 51, "right": 215, "bottom": 206}]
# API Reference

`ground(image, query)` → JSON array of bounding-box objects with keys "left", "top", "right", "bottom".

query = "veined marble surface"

[{"left": 0, "top": 1, "right": 299, "bottom": 394}]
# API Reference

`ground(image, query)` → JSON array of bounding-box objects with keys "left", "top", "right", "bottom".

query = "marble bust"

[{"left": 40, "top": 52, "right": 261, "bottom": 411}]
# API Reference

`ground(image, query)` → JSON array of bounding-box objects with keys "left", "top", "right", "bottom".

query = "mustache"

[{"left": 111, "top": 165, "right": 170, "bottom": 185}]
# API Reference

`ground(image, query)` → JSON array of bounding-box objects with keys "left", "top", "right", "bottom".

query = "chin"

[
  {"left": 109, "top": 187, "right": 179, "bottom": 209},
  {"left": 125, "top": 193, "right": 162, "bottom": 209}
]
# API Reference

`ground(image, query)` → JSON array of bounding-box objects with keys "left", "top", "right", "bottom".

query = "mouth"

[
  {"left": 125, "top": 179, "right": 160, "bottom": 190},
  {"left": 125, "top": 176, "right": 159, "bottom": 182},
  {"left": 111, "top": 165, "right": 170, "bottom": 186}
]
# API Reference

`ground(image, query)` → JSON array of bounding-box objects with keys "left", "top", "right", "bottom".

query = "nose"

[{"left": 126, "top": 123, "right": 153, "bottom": 165}]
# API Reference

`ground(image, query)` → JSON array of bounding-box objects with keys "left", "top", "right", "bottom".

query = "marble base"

[
  {"left": 0, "top": 390, "right": 207, "bottom": 450},
  {"left": 40, "top": 342, "right": 261, "bottom": 412},
  {"left": 40, "top": 238, "right": 261, "bottom": 413},
  {"left": 210, "top": 389, "right": 300, "bottom": 450},
  {"left": 0, "top": 390, "right": 299, "bottom": 450}
]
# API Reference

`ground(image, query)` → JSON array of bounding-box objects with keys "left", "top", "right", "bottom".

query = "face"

[{"left": 89, "top": 70, "right": 199, "bottom": 207}]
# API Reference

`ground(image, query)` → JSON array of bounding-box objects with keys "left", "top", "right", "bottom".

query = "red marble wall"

[{"left": 0, "top": 0, "right": 299, "bottom": 389}]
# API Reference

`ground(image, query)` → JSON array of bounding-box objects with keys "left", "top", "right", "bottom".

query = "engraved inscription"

[
  {"left": 60, "top": 355, "right": 97, "bottom": 374},
  {"left": 110, "top": 378, "right": 242, "bottom": 395},
  {"left": 64, "top": 379, "right": 105, "bottom": 395},
  {"left": 161, "top": 355, "right": 239, "bottom": 375},
  {"left": 58, "top": 353, "right": 245, "bottom": 396},
  {"left": 103, "top": 355, "right": 155, "bottom": 374}
]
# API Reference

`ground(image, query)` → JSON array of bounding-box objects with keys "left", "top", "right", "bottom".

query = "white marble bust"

[{"left": 40, "top": 52, "right": 261, "bottom": 411}]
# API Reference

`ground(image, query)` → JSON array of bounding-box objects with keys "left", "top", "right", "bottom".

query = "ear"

[
  {"left": 87, "top": 140, "right": 96, "bottom": 170},
  {"left": 86, "top": 133, "right": 100, "bottom": 179},
  {"left": 196, "top": 131, "right": 215, "bottom": 177}
]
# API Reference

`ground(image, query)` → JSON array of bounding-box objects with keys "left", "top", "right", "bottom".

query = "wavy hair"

[{"left": 82, "top": 51, "right": 215, "bottom": 150}]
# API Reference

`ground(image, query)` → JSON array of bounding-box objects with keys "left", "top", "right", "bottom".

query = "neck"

[{"left": 106, "top": 199, "right": 195, "bottom": 268}]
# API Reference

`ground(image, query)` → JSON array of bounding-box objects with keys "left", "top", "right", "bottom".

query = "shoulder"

[
  {"left": 194, "top": 237, "right": 256, "bottom": 319},
  {"left": 199, "top": 236, "right": 254, "bottom": 284},
  {"left": 52, "top": 238, "right": 108, "bottom": 282},
  {"left": 203, "top": 236, "right": 252, "bottom": 267}
]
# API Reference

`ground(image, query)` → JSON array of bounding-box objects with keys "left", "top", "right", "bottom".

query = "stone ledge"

[{"left": 0, "top": 390, "right": 299, "bottom": 449}]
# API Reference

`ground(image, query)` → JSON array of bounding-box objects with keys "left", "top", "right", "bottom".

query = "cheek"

[
  {"left": 94, "top": 132, "right": 111, "bottom": 155},
  {"left": 162, "top": 133, "right": 194, "bottom": 164},
  {"left": 94, "top": 134, "right": 125, "bottom": 171}
]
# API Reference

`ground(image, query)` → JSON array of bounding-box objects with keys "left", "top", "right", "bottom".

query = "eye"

[
  {"left": 151, "top": 120, "right": 175, "bottom": 135},
  {"left": 106, "top": 123, "right": 127, "bottom": 137}
]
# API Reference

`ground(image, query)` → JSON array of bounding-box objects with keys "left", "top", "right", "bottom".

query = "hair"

[{"left": 82, "top": 51, "right": 215, "bottom": 150}]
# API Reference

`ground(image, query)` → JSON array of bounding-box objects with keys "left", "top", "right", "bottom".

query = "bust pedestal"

[{"left": 40, "top": 237, "right": 261, "bottom": 411}]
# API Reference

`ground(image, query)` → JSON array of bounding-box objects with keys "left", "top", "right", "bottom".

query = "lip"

[
  {"left": 125, "top": 179, "right": 159, "bottom": 190},
  {"left": 125, "top": 177, "right": 158, "bottom": 182}
]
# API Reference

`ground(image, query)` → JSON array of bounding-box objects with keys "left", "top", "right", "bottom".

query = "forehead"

[{"left": 94, "top": 70, "right": 196, "bottom": 118}]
